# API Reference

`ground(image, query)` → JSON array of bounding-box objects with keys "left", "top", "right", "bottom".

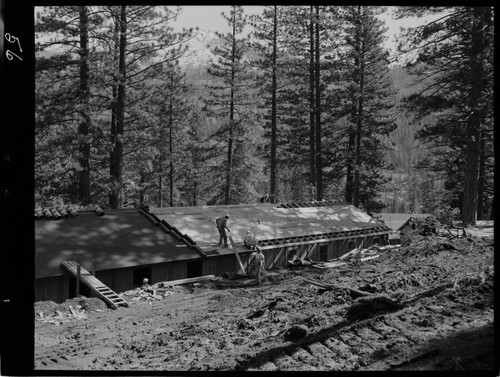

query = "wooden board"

[{"left": 228, "top": 236, "right": 246, "bottom": 274}]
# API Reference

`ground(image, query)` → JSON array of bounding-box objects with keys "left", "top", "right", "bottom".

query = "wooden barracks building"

[{"left": 35, "top": 201, "right": 391, "bottom": 303}]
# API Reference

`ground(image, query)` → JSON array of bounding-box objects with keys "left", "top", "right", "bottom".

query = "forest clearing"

[
  {"left": 34, "top": 221, "right": 494, "bottom": 371},
  {"left": 0, "top": 4, "right": 493, "bottom": 376}
]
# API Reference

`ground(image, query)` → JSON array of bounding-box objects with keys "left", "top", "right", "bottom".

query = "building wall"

[
  {"left": 35, "top": 233, "right": 390, "bottom": 303},
  {"left": 35, "top": 275, "right": 70, "bottom": 303}
]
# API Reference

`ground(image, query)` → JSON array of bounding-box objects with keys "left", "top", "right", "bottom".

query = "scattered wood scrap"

[
  {"left": 37, "top": 305, "right": 88, "bottom": 325},
  {"left": 120, "top": 277, "right": 218, "bottom": 303},
  {"left": 313, "top": 245, "right": 400, "bottom": 269}
]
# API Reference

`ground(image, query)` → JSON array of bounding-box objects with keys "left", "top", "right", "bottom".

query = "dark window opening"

[
  {"left": 69, "top": 276, "right": 91, "bottom": 299},
  {"left": 187, "top": 260, "right": 203, "bottom": 278},
  {"left": 372, "top": 237, "right": 380, "bottom": 246},
  {"left": 319, "top": 245, "right": 328, "bottom": 262},
  {"left": 133, "top": 267, "right": 152, "bottom": 288}
]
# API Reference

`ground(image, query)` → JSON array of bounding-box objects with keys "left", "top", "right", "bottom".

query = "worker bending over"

[{"left": 216, "top": 214, "right": 230, "bottom": 247}]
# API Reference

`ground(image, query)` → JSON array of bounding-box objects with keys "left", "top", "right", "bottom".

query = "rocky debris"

[{"left": 283, "top": 325, "right": 308, "bottom": 342}]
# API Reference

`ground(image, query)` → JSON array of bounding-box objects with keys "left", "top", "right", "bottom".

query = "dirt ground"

[{"left": 34, "top": 225, "right": 495, "bottom": 372}]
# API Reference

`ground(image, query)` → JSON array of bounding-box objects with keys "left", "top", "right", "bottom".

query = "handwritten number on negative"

[{"left": 5, "top": 33, "right": 23, "bottom": 61}]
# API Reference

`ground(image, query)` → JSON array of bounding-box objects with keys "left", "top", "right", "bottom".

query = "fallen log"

[{"left": 301, "top": 277, "right": 373, "bottom": 298}]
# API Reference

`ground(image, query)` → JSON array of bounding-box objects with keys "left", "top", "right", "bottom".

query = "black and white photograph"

[{"left": 1, "top": 4, "right": 496, "bottom": 374}]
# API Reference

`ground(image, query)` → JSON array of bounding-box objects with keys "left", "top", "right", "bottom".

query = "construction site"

[{"left": 33, "top": 204, "right": 495, "bottom": 371}]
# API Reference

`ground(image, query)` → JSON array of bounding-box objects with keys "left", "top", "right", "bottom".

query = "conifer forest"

[{"left": 35, "top": 6, "right": 495, "bottom": 225}]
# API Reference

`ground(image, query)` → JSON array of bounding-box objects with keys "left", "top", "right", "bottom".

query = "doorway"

[
  {"left": 133, "top": 267, "right": 152, "bottom": 287},
  {"left": 187, "top": 260, "right": 203, "bottom": 278},
  {"left": 69, "top": 276, "right": 91, "bottom": 298}
]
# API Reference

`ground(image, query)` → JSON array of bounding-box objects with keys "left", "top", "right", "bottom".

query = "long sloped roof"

[
  {"left": 36, "top": 203, "right": 391, "bottom": 278},
  {"left": 35, "top": 209, "right": 201, "bottom": 278},
  {"left": 149, "top": 201, "right": 390, "bottom": 251}
]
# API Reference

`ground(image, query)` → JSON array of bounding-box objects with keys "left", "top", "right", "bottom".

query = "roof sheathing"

[
  {"left": 35, "top": 209, "right": 201, "bottom": 278},
  {"left": 150, "top": 203, "right": 389, "bottom": 251}
]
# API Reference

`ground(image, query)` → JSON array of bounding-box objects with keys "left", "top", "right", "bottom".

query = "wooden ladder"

[{"left": 61, "top": 261, "right": 128, "bottom": 309}]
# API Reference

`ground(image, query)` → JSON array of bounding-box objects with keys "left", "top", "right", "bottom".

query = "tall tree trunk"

[
  {"left": 225, "top": 8, "right": 236, "bottom": 205},
  {"left": 345, "top": 131, "right": 355, "bottom": 203},
  {"left": 109, "top": 6, "right": 127, "bottom": 209},
  {"left": 78, "top": 6, "right": 91, "bottom": 205},
  {"left": 158, "top": 173, "right": 163, "bottom": 207},
  {"left": 193, "top": 178, "right": 197, "bottom": 207},
  {"left": 462, "top": 7, "right": 485, "bottom": 226},
  {"left": 109, "top": 8, "right": 119, "bottom": 207},
  {"left": 308, "top": 6, "right": 315, "bottom": 186},
  {"left": 314, "top": 5, "right": 322, "bottom": 200},
  {"left": 169, "top": 98, "right": 174, "bottom": 207},
  {"left": 269, "top": 5, "right": 277, "bottom": 204},
  {"left": 353, "top": 6, "right": 364, "bottom": 207},
  {"left": 476, "top": 131, "right": 485, "bottom": 220}
]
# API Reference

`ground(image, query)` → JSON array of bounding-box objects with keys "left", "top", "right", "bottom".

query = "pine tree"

[
  {"left": 339, "top": 6, "right": 397, "bottom": 210},
  {"left": 35, "top": 6, "right": 195, "bottom": 208},
  {"left": 35, "top": 6, "right": 105, "bottom": 205},
  {"left": 93, "top": 6, "right": 193, "bottom": 208},
  {"left": 203, "top": 6, "right": 256, "bottom": 204},
  {"left": 250, "top": 5, "right": 289, "bottom": 203},
  {"left": 395, "top": 6, "right": 494, "bottom": 225}
]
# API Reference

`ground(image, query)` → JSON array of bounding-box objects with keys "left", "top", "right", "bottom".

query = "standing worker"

[
  {"left": 309, "top": 183, "right": 317, "bottom": 201},
  {"left": 216, "top": 214, "right": 230, "bottom": 247},
  {"left": 244, "top": 230, "right": 257, "bottom": 250},
  {"left": 253, "top": 248, "right": 265, "bottom": 285}
]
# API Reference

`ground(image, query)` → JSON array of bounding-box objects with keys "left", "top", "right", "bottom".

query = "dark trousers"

[{"left": 218, "top": 228, "right": 227, "bottom": 246}]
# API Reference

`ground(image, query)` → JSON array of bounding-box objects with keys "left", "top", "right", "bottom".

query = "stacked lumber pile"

[{"left": 304, "top": 244, "right": 400, "bottom": 269}]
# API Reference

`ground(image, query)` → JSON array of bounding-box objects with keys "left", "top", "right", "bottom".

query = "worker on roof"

[
  {"left": 216, "top": 214, "right": 230, "bottom": 247},
  {"left": 253, "top": 248, "right": 265, "bottom": 285},
  {"left": 244, "top": 230, "right": 257, "bottom": 250}
]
